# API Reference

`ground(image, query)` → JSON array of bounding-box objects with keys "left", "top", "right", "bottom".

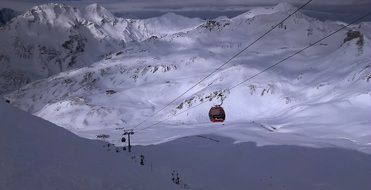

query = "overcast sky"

[{"left": 1, "top": 0, "right": 371, "bottom": 22}]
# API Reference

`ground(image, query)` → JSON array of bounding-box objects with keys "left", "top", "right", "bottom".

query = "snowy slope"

[
  {"left": 0, "top": 99, "right": 178, "bottom": 190},
  {"left": 4, "top": 3, "right": 371, "bottom": 154},
  {"left": 0, "top": 3, "right": 203, "bottom": 94},
  {"left": 134, "top": 135, "right": 371, "bottom": 190},
  {"left": 2, "top": 98, "right": 371, "bottom": 190}
]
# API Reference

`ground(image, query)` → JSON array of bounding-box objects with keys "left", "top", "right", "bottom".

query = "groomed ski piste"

[{"left": 1, "top": 2, "right": 371, "bottom": 189}]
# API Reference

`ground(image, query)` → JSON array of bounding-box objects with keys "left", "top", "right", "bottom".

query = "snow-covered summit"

[
  {"left": 232, "top": 2, "right": 296, "bottom": 20},
  {"left": 274, "top": 2, "right": 297, "bottom": 12},
  {"left": 22, "top": 3, "right": 83, "bottom": 27},
  {"left": 141, "top": 12, "right": 204, "bottom": 35},
  {"left": 84, "top": 3, "right": 115, "bottom": 23}
]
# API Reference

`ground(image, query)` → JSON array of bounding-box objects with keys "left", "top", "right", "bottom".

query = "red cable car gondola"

[{"left": 209, "top": 105, "right": 226, "bottom": 123}]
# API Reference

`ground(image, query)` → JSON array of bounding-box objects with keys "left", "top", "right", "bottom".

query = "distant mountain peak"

[
  {"left": 22, "top": 3, "right": 82, "bottom": 25},
  {"left": 84, "top": 3, "right": 115, "bottom": 23},
  {"left": 159, "top": 12, "right": 184, "bottom": 18},
  {"left": 29, "top": 3, "right": 78, "bottom": 13},
  {"left": 151, "top": 12, "right": 200, "bottom": 23},
  {"left": 273, "top": 2, "right": 296, "bottom": 12},
  {"left": 233, "top": 3, "right": 298, "bottom": 21}
]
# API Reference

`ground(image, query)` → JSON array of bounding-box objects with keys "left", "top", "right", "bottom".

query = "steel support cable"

[
  {"left": 136, "top": 11, "right": 371, "bottom": 132},
  {"left": 132, "top": 0, "right": 314, "bottom": 129}
]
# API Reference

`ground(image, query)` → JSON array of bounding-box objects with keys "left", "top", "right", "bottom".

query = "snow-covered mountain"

[
  {"left": 0, "top": 3, "right": 203, "bottom": 94},
  {"left": 4, "top": 3, "right": 371, "bottom": 153},
  {"left": 0, "top": 8, "right": 18, "bottom": 27}
]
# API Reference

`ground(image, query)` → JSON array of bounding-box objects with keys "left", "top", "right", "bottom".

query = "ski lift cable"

[
  {"left": 137, "top": 101, "right": 206, "bottom": 132},
  {"left": 136, "top": 11, "right": 371, "bottom": 132},
  {"left": 132, "top": 0, "right": 314, "bottom": 130}
]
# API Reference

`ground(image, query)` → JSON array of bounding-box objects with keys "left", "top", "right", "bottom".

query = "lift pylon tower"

[{"left": 122, "top": 129, "right": 134, "bottom": 152}]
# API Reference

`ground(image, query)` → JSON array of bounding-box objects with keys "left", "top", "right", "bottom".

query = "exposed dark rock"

[{"left": 0, "top": 8, "right": 18, "bottom": 27}]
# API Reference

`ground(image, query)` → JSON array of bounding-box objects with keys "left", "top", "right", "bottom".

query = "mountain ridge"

[
  {"left": 3, "top": 3, "right": 371, "bottom": 153},
  {"left": 0, "top": 3, "right": 205, "bottom": 94}
]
